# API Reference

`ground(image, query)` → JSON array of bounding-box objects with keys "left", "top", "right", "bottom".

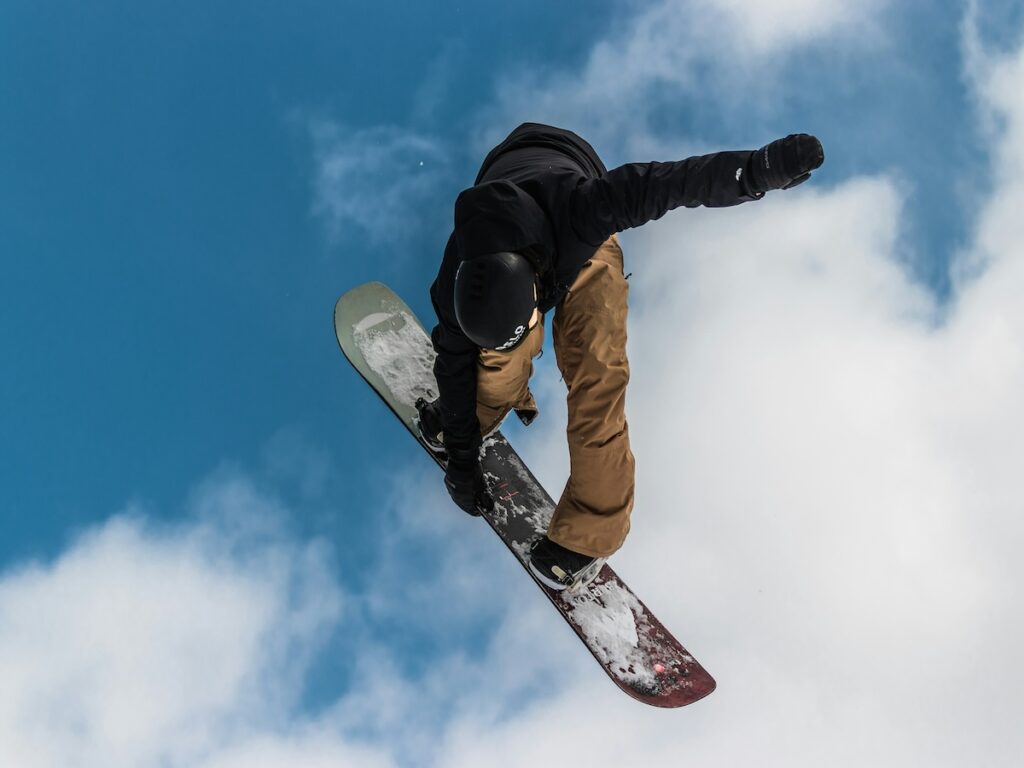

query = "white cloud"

[
  {"left": 0, "top": 473, "right": 360, "bottom": 768},
  {"left": 451, "top": 10, "right": 1024, "bottom": 767},
  {"left": 0, "top": 462, "right": 572, "bottom": 768},
  {"left": 710, "top": 0, "right": 887, "bottom": 53}
]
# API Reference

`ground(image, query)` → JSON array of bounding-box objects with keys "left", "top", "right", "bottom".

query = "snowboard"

[{"left": 334, "top": 281, "right": 715, "bottom": 708}]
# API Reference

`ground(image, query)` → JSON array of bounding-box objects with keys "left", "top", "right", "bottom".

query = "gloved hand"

[
  {"left": 444, "top": 443, "right": 493, "bottom": 516},
  {"left": 744, "top": 134, "right": 824, "bottom": 196}
]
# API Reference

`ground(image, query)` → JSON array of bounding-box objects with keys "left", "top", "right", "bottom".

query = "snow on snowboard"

[{"left": 334, "top": 282, "right": 715, "bottom": 708}]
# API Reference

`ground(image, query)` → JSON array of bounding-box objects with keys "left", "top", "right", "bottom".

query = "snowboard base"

[{"left": 334, "top": 281, "right": 715, "bottom": 707}]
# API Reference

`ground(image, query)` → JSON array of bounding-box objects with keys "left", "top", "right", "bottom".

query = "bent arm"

[
  {"left": 431, "top": 327, "right": 480, "bottom": 450},
  {"left": 430, "top": 269, "right": 481, "bottom": 451}
]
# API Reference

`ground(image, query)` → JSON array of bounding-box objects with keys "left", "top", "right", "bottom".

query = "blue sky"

[
  {"left": 0, "top": 0, "right": 621, "bottom": 561},
  {"left": 0, "top": 0, "right": 992, "bottom": 555},
  {"left": 2, "top": 1, "right": 1024, "bottom": 766}
]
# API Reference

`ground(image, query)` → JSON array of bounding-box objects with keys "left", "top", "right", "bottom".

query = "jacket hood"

[{"left": 453, "top": 180, "right": 552, "bottom": 270}]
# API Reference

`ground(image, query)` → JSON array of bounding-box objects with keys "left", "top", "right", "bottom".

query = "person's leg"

[
  {"left": 475, "top": 319, "right": 544, "bottom": 436},
  {"left": 549, "top": 234, "right": 634, "bottom": 558}
]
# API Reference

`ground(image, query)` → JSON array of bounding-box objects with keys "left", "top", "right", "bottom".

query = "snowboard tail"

[{"left": 334, "top": 281, "right": 715, "bottom": 708}]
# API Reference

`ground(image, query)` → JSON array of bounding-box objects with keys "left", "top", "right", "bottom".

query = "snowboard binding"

[
  {"left": 414, "top": 397, "right": 448, "bottom": 461},
  {"left": 528, "top": 536, "right": 607, "bottom": 593}
]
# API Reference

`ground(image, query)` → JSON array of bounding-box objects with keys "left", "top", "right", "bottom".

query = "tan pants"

[{"left": 476, "top": 235, "right": 634, "bottom": 558}]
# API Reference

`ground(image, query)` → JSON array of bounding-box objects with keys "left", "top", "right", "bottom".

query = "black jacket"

[{"left": 430, "top": 122, "right": 760, "bottom": 448}]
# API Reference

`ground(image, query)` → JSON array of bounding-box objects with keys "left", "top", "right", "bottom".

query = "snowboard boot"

[
  {"left": 414, "top": 397, "right": 447, "bottom": 459},
  {"left": 528, "top": 536, "right": 606, "bottom": 592}
]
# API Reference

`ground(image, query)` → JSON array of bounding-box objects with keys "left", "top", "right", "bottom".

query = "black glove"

[
  {"left": 443, "top": 442, "right": 493, "bottom": 517},
  {"left": 744, "top": 134, "right": 824, "bottom": 196}
]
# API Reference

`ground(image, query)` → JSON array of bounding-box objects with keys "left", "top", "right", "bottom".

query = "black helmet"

[{"left": 454, "top": 252, "right": 536, "bottom": 350}]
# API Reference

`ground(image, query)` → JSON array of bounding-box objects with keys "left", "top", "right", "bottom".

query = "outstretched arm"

[{"left": 570, "top": 135, "right": 824, "bottom": 245}]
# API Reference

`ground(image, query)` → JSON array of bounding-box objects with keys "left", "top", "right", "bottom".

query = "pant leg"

[
  {"left": 549, "top": 234, "right": 634, "bottom": 558},
  {"left": 475, "top": 318, "right": 544, "bottom": 436}
]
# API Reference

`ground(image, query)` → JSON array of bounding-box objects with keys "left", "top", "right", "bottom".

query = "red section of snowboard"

[
  {"left": 561, "top": 577, "right": 717, "bottom": 708},
  {"left": 480, "top": 436, "right": 716, "bottom": 708}
]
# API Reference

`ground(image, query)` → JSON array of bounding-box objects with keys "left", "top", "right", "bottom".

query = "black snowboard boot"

[
  {"left": 528, "top": 536, "right": 606, "bottom": 592},
  {"left": 414, "top": 397, "right": 447, "bottom": 459}
]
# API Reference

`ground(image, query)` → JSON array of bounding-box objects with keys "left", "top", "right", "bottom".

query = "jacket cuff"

[{"left": 738, "top": 160, "right": 766, "bottom": 200}]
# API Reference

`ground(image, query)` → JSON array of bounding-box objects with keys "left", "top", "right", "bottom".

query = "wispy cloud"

[
  {"left": 310, "top": 122, "right": 453, "bottom": 248},
  {"left": 474, "top": 0, "right": 890, "bottom": 159}
]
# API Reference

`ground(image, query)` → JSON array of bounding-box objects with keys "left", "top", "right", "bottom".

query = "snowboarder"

[{"left": 421, "top": 122, "right": 824, "bottom": 591}]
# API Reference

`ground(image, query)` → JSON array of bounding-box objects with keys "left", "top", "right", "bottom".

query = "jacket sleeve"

[
  {"left": 430, "top": 271, "right": 481, "bottom": 451},
  {"left": 568, "top": 150, "right": 760, "bottom": 245}
]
